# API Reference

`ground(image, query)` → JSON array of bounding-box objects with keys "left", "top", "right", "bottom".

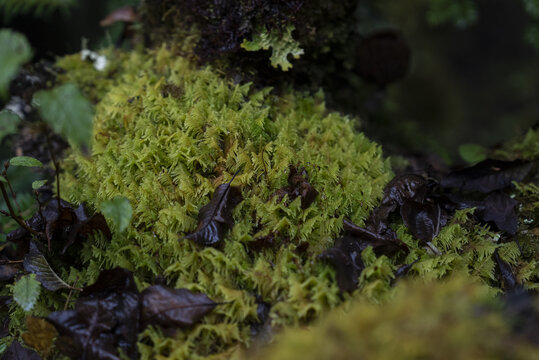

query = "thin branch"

[
  {"left": 34, "top": 189, "right": 50, "bottom": 250},
  {"left": 0, "top": 182, "right": 40, "bottom": 238},
  {"left": 45, "top": 132, "right": 61, "bottom": 210}
]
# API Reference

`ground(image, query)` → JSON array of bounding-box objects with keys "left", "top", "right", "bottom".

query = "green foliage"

[
  {"left": 60, "top": 46, "right": 392, "bottom": 358},
  {"left": 458, "top": 143, "right": 487, "bottom": 164},
  {"left": 0, "top": 29, "right": 32, "bottom": 99},
  {"left": 33, "top": 83, "right": 94, "bottom": 148},
  {"left": 0, "top": 0, "right": 75, "bottom": 22},
  {"left": 241, "top": 25, "right": 304, "bottom": 71},
  {"left": 0, "top": 110, "right": 21, "bottom": 141},
  {"left": 31, "top": 179, "right": 47, "bottom": 190},
  {"left": 99, "top": 196, "right": 133, "bottom": 233},
  {"left": 12, "top": 274, "right": 41, "bottom": 312},
  {"left": 426, "top": 0, "right": 478, "bottom": 28},
  {"left": 9, "top": 156, "right": 43, "bottom": 167}
]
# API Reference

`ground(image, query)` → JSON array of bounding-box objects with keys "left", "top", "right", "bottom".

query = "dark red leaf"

[
  {"left": 273, "top": 165, "right": 318, "bottom": 210},
  {"left": 319, "top": 236, "right": 365, "bottom": 293},
  {"left": 140, "top": 285, "right": 216, "bottom": 329},
  {"left": 343, "top": 219, "right": 409, "bottom": 257},
  {"left": 1, "top": 340, "right": 41, "bottom": 360},
  {"left": 400, "top": 200, "right": 444, "bottom": 243},
  {"left": 46, "top": 268, "right": 139, "bottom": 360},
  {"left": 478, "top": 192, "right": 519, "bottom": 235},
  {"left": 440, "top": 159, "right": 532, "bottom": 193},
  {"left": 185, "top": 178, "right": 242, "bottom": 247}
]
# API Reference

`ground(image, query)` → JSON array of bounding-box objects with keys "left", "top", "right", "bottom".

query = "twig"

[
  {"left": 63, "top": 276, "right": 81, "bottom": 310},
  {"left": 45, "top": 132, "right": 61, "bottom": 210},
  {"left": 33, "top": 189, "right": 50, "bottom": 250},
  {"left": 0, "top": 182, "right": 40, "bottom": 238}
]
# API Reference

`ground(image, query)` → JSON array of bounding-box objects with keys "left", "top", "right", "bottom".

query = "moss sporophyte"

[{"left": 25, "top": 46, "right": 532, "bottom": 359}]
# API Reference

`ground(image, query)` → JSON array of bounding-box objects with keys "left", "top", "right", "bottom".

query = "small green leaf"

[
  {"left": 33, "top": 83, "right": 94, "bottom": 148},
  {"left": 100, "top": 196, "right": 133, "bottom": 233},
  {"left": 13, "top": 274, "right": 41, "bottom": 312},
  {"left": 0, "top": 29, "right": 32, "bottom": 99},
  {"left": 0, "top": 110, "right": 21, "bottom": 140},
  {"left": 458, "top": 144, "right": 487, "bottom": 164},
  {"left": 31, "top": 179, "right": 47, "bottom": 190},
  {"left": 0, "top": 175, "right": 7, "bottom": 183},
  {"left": 10, "top": 156, "right": 43, "bottom": 167}
]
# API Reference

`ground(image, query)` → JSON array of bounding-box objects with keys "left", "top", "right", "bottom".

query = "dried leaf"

[
  {"left": 478, "top": 192, "right": 519, "bottom": 235},
  {"left": 2, "top": 340, "right": 41, "bottom": 360},
  {"left": 400, "top": 200, "right": 443, "bottom": 243},
  {"left": 140, "top": 285, "right": 217, "bottom": 329},
  {"left": 319, "top": 236, "right": 365, "bottom": 293},
  {"left": 440, "top": 159, "right": 532, "bottom": 193},
  {"left": 343, "top": 219, "right": 409, "bottom": 257},
  {"left": 185, "top": 178, "right": 242, "bottom": 246},
  {"left": 23, "top": 242, "right": 74, "bottom": 291},
  {"left": 47, "top": 268, "right": 139, "bottom": 360},
  {"left": 21, "top": 316, "right": 56, "bottom": 356},
  {"left": 493, "top": 250, "right": 517, "bottom": 291},
  {"left": 273, "top": 165, "right": 318, "bottom": 209}
]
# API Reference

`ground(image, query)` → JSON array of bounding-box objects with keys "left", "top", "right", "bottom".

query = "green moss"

[
  {"left": 60, "top": 46, "right": 391, "bottom": 358},
  {"left": 256, "top": 276, "right": 539, "bottom": 360}
]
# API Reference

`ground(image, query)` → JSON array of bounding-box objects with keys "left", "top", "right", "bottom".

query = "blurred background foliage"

[{"left": 0, "top": 0, "right": 538, "bottom": 166}]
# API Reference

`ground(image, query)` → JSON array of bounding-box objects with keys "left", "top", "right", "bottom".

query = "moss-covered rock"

[{"left": 59, "top": 46, "right": 392, "bottom": 358}]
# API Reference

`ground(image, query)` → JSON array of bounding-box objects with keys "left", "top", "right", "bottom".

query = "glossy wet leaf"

[
  {"left": 343, "top": 219, "right": 409, "bottom": 257},
  {"left": 13, "top": 274, "right": 41, "bottom": 312},
  {"left": 99, "top": 196, "right": 132, "bottom": 233},
  {"left": 140, "top": 285, "right": 217, "bottom": 328},
  {"left": 47, "top": 268, "right": 139, "bottom": 360},
  {"left": 440, "top": 159, "right": 532, "bottom": 193},
  {"left": 319, "top": 236, "right": 365, "bottom": 293},
  {"left": 400, "top": 200, "right": 443, "bottom": 243},
  {"left": 33, "top": 83, "right": 94, "bottom": 148},
  {"left": 9, "top": 156, "right": 43, "bottom": 168},
  {"left": 185, "top": 179, "right": 242, "bottom": 246},
  {"left": 23, "top": 242, "right": 73, "bottom": 291},
  {"left": 478, "top": 192, "right": 519, "bottom": 234},
  {"left": 1, "top": 340, "right": 41, "bottom": 360},
  {"left": 274, "top": 165, "right": 318, "bottom": 209},
  {"left": 493, "top": 250, "right": 517, "bottom": 291}
]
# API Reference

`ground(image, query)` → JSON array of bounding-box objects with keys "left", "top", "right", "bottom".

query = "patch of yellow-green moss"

[
  {"left": 56, "top": 46, "right": 537, "bottom": 359},
  {"left": 255, "top": 276, "right": 539, "bottom": 360}
]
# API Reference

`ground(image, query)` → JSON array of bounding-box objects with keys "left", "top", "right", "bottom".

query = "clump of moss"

[
  {"left": 60, "top": 45, "right": 392, "bottom": 358},
  {"left": 255, "top": 275, "right": 539, "bottom": 360}
]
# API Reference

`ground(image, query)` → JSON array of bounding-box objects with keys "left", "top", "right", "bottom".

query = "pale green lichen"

[{"left": 241, "top": 25, "right": 304, "bottom": 71}]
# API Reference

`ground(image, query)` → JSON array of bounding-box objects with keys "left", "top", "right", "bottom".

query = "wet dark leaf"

[
  {"left": 274, "top": 165, "right": 318, "bottom": 209},
  {"left": 185, "top": 179, "right": 242, "bottom": 246},
  {"left": 493, "top": 250, "right": 517, "bottom": 291},
  {"left": 478, "top": 192, "right": 519, "bottom": 235},
  {"left": 400, "top": 200, "right": 444, "bottom": 243},
  {"left": 0, "top": 263, "right": 19, "bottom": 281},
  {"left": 381, "top": 174, "right": 428, "bottom": 207},
  {"left": 394, "top": 259, "right": 420, "bottom": 280},
  {"left": 46, "top": 268, "right": 139, "bottom": 360},
  {"left": 140, "top": 285, "right": 217, "bottom": 329},
  {"left": 23, "top": 242, "right": 74, "bottom": 291},
  {"left": 1, "top": 340, "right": 41, "bottom": 360},
  {"left": 343, "top": 219, "right": 409, "bottom": 257},
  {"left": 355, "top": 29, "right": 411, "bottom": 88},
  {"left": 440, "top": 159, "right": 532, "bottom": 193},
  {"left": 319, "top": 236, "right": 365, "bottom": 293}
]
